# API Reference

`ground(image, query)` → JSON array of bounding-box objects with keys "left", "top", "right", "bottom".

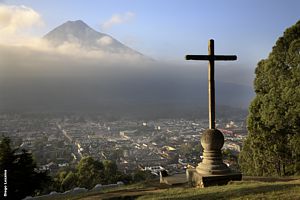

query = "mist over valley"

[{"left": 0, "top": 20, "right": 254, "bottom": 119}]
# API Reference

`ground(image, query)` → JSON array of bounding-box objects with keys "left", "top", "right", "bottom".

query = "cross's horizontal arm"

[{"left": 186, "top": 55, "right": 237, "bottom": 61}]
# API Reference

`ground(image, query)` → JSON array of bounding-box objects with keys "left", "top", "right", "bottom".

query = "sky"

[{"left": 1, "top": 0, "right": 299, "bottom": 64}]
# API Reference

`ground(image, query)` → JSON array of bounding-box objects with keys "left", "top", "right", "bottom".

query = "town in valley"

[{"left": 0, "top": 113, "right": 246, "bottom": 176}]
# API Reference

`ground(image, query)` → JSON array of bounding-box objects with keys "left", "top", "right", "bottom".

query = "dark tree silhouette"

[{"left": 0, "top": 137, "right": 51, "bottom": 200}]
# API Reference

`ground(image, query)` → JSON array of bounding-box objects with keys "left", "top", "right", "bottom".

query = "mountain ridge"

[{"left": 43, "top": 20, "right": 144, "bottom": 56}]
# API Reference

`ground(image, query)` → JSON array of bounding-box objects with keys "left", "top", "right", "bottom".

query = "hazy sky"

[
  {"left": 1, "top": 1, "right": 299, "bottom": 113},
  {"left": 1, "top": 0, "right": 299, "bottom": 65}
]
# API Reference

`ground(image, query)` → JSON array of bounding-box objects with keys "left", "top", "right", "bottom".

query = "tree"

[
  {"left": 0, "top": 137, "right": 50, "bottom": 199},
  {"left": 61, "top": 172, "right": 78, "bottom": 191},
  {"left": 239, "top": 20, "right": 300, "bottom": 176},
  {"left": 132, "top": 170, "right": 155, "bottom": 183},
  {"left": 53, "top": 156, "right": 129, "bottom": 191},
  {"left": 102, "top": 160, "right": 118, "bottom": 184},
  {"left": 76, "top": 156, "right": 104, "bottom": 189}
]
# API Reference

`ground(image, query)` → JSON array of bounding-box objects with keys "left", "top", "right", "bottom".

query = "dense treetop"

[{"left": 239, "top": 20, "right": 300, "bottom": 176}]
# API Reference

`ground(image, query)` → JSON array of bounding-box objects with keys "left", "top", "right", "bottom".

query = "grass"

[
  {"left": 36, "top": 179, "right": 300, "bottom": 200},
  {"left": 137, "top": 180, "right": 300, "bottom": 200},
  {"left": 71, "top": 182, "right": 150, "bottom": 200},
  {"left": 37, "top": 182, "right": 152, "bottom": 200}
]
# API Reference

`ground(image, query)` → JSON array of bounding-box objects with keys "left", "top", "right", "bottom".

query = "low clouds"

[
  {"left": 0, "top": 42, "right": 253, "bottom": 115},
  {"left": 97, "top": 36, "right": 113, "bottom": 46},
  {"left": 0, "top": 5, "right": 43, "bottom": 42},
  {"left": 0, "top": 4, "right": 46, "bottom": 51},
  {"left": 101, "top": 12, "right": 135, "bottom": 30}
]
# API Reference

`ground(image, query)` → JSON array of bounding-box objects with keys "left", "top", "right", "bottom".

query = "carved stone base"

[
  {"left": 186, "top": 168, "right": 242, "bottom": 188},
  {"left": 186, "top": 128, "right": 242, "bottom": 187}
]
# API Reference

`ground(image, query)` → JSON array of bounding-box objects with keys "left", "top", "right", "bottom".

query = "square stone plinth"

[{"left": 186, "top": 169, "right": 242, "bottom": 187}]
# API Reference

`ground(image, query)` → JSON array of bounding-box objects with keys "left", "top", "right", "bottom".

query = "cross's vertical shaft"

[{"left": 208, "top": 39, "right": 215, "bottom": 129}]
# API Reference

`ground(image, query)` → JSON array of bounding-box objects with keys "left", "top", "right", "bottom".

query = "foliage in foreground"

[
  {"left": 53, "top": 156, "right": 132, "bottom": 192},
  {"left": 239, "top": 20, "right": 300, "bottom": 176},
  {"left": 53, "top": 156, "right": 154, "bottom": 192},
  {"left": 0, "top": 137, "right": 51, "bottom": 200}
]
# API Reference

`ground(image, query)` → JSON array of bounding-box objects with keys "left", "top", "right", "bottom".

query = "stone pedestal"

[
  {"left": 187, "top": 129, "right": 242, "bottom": 187},
  {"left": 187, "top": 169, "right": 242, "bottom": 187}
]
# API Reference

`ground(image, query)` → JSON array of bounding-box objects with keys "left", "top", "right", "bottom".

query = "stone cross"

[
  {"left": 185, "top": 39, "right": 242, "bottom": 187},
  {"left": 186, "top": 39, "right": 237, "bottom": 129}
]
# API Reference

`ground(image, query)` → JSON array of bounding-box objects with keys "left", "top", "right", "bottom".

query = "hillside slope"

[{"left": 69, "top": 178, "right": 300, "bottom": 200}]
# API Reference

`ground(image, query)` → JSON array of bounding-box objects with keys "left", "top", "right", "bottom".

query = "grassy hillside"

[
  {"left": 73, "top": 179, "right": 300, "bottom": 200},
  {"left": 37, "top": 178, "right": 300, "bottom": 200},
  {"left": 137, "top": 180, "right": 300, "bottom": 200}
]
